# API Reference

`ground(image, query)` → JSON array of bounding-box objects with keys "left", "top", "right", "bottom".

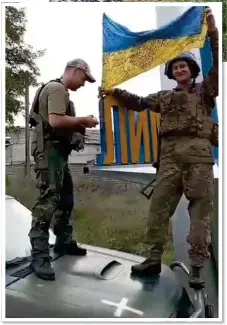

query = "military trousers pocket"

[
  {"left": 37, "top": 168, "right": 49, "bottom": 185},
  {"left": 36, "top": 165, "right": 63, "bottom": 194},
  {"left": 34, "top": 155, "right": 48, "bottom": 171},
  {"left": 34, "top": 155, "right": 49, "bottom": 190}
]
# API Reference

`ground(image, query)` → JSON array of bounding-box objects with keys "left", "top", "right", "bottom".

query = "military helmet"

[{"left": 164, "top": 52, "right": 200, "bottom": 80}]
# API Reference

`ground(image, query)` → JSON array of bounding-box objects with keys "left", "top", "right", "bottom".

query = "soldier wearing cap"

[
  {"left": 99, "top": 8, "right": 218, "bottom": 288},
  {"left": 28, "top": 58, "right": 98, "bottom": 280}
]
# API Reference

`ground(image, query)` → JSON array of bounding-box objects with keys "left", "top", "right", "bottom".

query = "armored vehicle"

[{"left": 5, "top": 194, "right": 215, "bottom": 318}]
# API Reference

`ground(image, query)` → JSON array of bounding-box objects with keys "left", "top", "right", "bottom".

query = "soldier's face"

[
  {"left": 68, "top": 68, "right": 87, "bottom": 91},
  {"left": 172, "top": 60, "right": 191, "bottom": 82}
]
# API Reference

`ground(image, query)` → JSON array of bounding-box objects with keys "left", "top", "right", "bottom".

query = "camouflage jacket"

[{"left": 112, "top": 29, "right": 218, "bottom": 164}]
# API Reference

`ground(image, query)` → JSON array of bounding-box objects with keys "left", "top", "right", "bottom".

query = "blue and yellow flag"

[{"left": 102, "top": 6, "right": 207, "bottom": 88}]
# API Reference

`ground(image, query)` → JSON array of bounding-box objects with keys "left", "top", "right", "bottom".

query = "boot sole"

[
  {"left": 30, "top": 265, "right": 56, "bottom": 281},
  {"left": 34, "top": 273, "right": 56, "bottom": 281},
  {"left": 65, "top": 251, "right": 87, "bottom": 256},
  {"left": 54, "top": 249, "right": 87, "bottom": 256},
  {"left": 131, "top": 268, "right": 161, "bottom": 276}
]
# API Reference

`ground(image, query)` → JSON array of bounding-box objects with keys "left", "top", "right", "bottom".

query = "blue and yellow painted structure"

[{"left": 97, "top": 95, "right": 160, "bottom": 166}]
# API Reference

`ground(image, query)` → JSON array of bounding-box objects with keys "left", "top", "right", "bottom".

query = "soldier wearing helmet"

[
  {"left": 99, "top": 8, "right": 218, "bottom": 289},
  {"left": 165, "top": 52, "right": 201, "bottom": 80}
]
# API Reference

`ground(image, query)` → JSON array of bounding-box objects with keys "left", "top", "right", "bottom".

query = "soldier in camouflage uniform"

[
  {"left": 99, "top": 8, "right": 218, "bottom": 289},
  {"left": 29, "top": 59, "right": 98, "bottom": 280}
]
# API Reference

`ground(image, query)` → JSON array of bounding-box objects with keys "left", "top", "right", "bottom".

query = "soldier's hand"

[
  {"left": 83, "top": 116, "right": 99, "bottom": 128},
  {"left": 98, "top": 87, "right": 114, "bottom": 98},
  {"left": 205, "top": 7, "right": 216, "bottom": 32}
]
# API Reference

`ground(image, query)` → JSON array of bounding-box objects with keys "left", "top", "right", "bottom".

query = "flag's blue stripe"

[{"left": 103, "top": 6, "right": 205, "bottom": 54}]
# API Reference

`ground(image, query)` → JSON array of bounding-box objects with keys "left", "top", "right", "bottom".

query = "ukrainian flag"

[{"left": 102, "top": 6, "right": 207, "bottom": 88}]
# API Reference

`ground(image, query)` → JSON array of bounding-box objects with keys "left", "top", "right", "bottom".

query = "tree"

[{"left": 5, "top": 6, "right": 45, "bottom": 125}]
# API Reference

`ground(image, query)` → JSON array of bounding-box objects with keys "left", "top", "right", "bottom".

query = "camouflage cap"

[{"left": 66, "top": 59, "right": 96, "bottom": 83}]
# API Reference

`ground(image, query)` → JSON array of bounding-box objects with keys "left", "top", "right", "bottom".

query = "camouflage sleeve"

[
  {"left": 113, "top": 88, "right": 161, "bottom": 113},
  {"left": 201, "top": 28, "right": 219, "bottom": 98}
]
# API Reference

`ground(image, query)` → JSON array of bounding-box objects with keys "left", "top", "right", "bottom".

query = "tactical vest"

[
  {"left": 29, "top": 78, "right": 85, "bottom": 160},
  {"left": 159, "top": 84, "right": 218, "bottom": 147}
]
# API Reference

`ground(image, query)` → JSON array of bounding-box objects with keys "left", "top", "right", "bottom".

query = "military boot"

[
  {"left": 54, "top": 238, "right": 87, "bottom": 256},
  {"left": 30, "top": 255, "right": 55, "bottom": 281},
  {"left": 188, "top": 266, "right": 205, "bottom": 290},
  {"left": 131, "top": 258, "right": 161, "bottom": 276}
]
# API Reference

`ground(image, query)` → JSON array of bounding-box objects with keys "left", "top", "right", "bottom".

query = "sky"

[{"left": 13, "top": 2, "right": 222, "bottom": 126}]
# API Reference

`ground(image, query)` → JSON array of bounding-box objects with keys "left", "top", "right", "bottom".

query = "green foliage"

[
  {"left": 6, "top": 175, "right": 10, "bottom": 190},
  {"left": 5, "top": 6, "right": 46, "bottom": 125},
  {"left": 6, "top": 175, "right": 174, "bottom": 264}
]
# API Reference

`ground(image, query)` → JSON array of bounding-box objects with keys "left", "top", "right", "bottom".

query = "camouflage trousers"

[
  {"left": 145, "top": 163, "right": 214, "bottom": 267},
  {"left": 28, "top": 147, "right": 74, "bottom": 258}
]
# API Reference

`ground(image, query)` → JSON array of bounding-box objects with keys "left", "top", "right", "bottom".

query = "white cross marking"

[{"left": 101, "top": 297, "right": 143, "bottom": 317}]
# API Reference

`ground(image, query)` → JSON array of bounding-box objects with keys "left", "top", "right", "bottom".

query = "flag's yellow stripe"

[{"left": 102, "top": 19, "right": 207, "bottom": 88}]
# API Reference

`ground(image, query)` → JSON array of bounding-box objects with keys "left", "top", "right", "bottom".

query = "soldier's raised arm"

[
  {"left": 201, "top": 8, "right": 218, "bottom": 98},
  {"left": 99, "top": 87, "right": 161, "bottom": 113}
]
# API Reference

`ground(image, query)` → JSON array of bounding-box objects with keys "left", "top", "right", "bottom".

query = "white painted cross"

[{"left": 101, "top": 297, "right": 144, "bottom": 317}]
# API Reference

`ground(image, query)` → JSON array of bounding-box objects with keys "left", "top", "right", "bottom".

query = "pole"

[{"left": 25, "top": 85, "right": 30, "bottom": 177}]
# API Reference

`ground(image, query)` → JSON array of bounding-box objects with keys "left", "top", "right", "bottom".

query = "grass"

[{"left": 6, "top": 174, "right": 175, "bottom": 265}]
